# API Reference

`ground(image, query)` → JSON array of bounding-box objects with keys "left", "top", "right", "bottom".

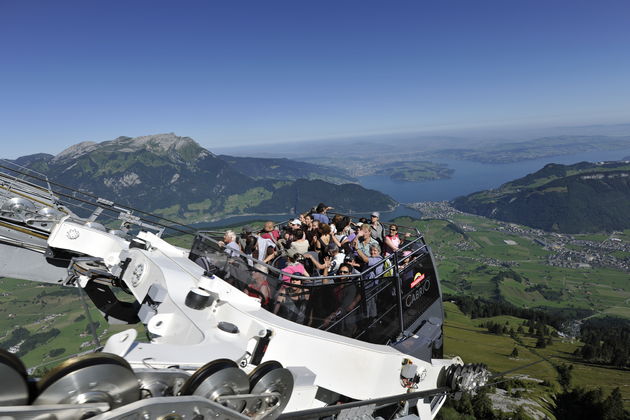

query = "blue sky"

[{"left": 2, "top": 0, "right": 630, "bottom": 158}]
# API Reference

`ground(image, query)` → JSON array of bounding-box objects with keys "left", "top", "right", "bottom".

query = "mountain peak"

[
  {"left": 110, "top": 133, "right": 204, "bottom": 154},
  {"left": 52, "top": 133, "right": 212, "bottom": 163},
  {"left": 53, "top": 141, "right": 99, "bottom": 162}
]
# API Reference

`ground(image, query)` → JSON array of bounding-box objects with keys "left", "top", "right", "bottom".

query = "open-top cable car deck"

[
  {"left": 0, "top": 160, "right": 488, "bottom": 419},
  {"left": 189, "top": 224, "right": 444, "bottom": 362}
]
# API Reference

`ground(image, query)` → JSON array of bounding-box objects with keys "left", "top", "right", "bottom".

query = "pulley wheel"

[
  {"left": 447, "top": 365, "right": 463, "bottom": 391},
  {"left": 0, "top": 348, "right": 30, "bottom": 406},
  {"left": 34, "top": 353, "right": 140, "bottom": 408},
  {"left": 248, "top": 360, "right": 283, "bottom": 391},
  {"left": 246, "top": 361, "right": 293, "bottom": 419},
  {"left": 180, "top": 359, "right": 249, "bottom": 412}
]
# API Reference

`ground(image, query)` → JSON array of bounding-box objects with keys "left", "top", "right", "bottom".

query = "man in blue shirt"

[{"left": 312, "top": 202, "right": 332, "bottom": 225}]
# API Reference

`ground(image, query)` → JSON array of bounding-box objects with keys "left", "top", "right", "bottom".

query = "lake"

[
  {"left": 191, "top": 204, "right": 420, "bottom": 228},
  {"left": 358, "top": 148, "right": 630, "bottom": 203},
  {"left": 202, "top": 147, "right": 630, "bottom": 227}
]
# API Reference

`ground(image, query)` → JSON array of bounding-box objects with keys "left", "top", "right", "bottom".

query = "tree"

[
  {"left": 603, "top": 388, "right": 626, "bottom": 420},
  {"left": 556, "top": 363, "right": 573, "bottom": 391},
  {"left": 48, "top": 348, "right": 65, "bottom": 358},
  {"left": 554, "top": 387, "right": 605, "bottom": 420},
  {"left": 510, "top": 347, "right": 519, "bottom": 358},
  {"left": 512, "top": 405, "right": 529, "bottom": 420},
  {"left": 436, "top": 392, "right": 476, "bottom": 420},
  {"left": 471, "top": 389, "right": 495, "bottom": 420},
  {"left": 452, "top": 393, "right": 475, "bottom": 417}
]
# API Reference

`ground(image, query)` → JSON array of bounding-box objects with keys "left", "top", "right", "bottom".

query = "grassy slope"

[
  {"left": 1, "top": 209, "right": 628, "bottom": 411},
  {"left": 396, "top": 213, "right": 630, "bottom": 317},
  {"left": 0, "top": 278, "right": 144, "bottom": 371},
  {"left": 444, "top": 302, "right": 630, "bottom": 411}
]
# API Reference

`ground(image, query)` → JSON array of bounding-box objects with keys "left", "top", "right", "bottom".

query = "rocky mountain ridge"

[{"left": 7, "top": 133, "right": 395, "bottom": 223}]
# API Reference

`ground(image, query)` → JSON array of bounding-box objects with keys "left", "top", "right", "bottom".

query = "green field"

[
  {"left": 443, "top": 302, "right": 630, "bottom": 412},
  {"left": 1, "top": 208, "right": 629, "bottom": 416},
  {"left": 0, "top": 278, "right": 144, "bottom": 371},
  {"left": 396, "top": 212, "right": 630, "bottom": 318}
]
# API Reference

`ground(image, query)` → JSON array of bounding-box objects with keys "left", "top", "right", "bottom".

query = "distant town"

[{"left": 410, "top": 201, "right": 630, "bottom": 272}]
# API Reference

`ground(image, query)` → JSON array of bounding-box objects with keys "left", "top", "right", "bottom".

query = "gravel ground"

[{"left": 489, "top": 383, "right": 548, "bottom": 420}]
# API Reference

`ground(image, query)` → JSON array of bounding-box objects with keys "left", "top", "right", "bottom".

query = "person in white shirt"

[{"left": 218, "top": 230, "right": 240, "bottom": 257}]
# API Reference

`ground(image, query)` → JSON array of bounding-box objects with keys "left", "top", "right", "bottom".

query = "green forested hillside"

[
  {"left": 6, "top": 134, "right": 394, "bottom": 223},
  {"left": 249, "top": 179, "right": 396, "bottom": 214},
  {"left": 218, "top": 155, "right": 355, "bottom": 184},
  {"left": 452, "top": 161, "right": 630, "bottom": 233}
]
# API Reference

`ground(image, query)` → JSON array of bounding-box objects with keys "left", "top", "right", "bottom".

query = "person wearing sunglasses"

[
  {"left": 322, "top": 263, "right": 361, "bottom": 335},
  {"left": 275, "top": 253, "right": 310, "bottom": 323},
  {"left": 384, "top": 223, "right": 409, "bottom": 256}
]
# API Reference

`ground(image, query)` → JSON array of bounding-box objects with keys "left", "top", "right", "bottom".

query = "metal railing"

[
  {"left": 189, "top": 218, "right": 440, "bottom": 344},
  {"left": 0, "top": 161, "right": 196, "bottom": 238}
]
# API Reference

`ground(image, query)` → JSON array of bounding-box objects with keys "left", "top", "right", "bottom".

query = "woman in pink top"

[
  {"left": 383, "top": 224, "right": 401, "bottom": 256},
  {"left": 276, "top": 254, "right": 310, "bottom": 323},
  {"left": 281, "top": 254, "right": 310, "bottom": 282}
]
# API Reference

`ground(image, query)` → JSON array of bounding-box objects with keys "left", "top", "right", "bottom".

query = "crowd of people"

[
  {"left": 219, "top": 203, "right": 411, "bottom": 275},
  {"left": 206, "top": 203, "right": 416, "bottom": 334}
]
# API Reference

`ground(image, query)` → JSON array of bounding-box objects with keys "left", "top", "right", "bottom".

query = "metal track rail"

[
  {"left": 0, "top": 162, "right": 197, "bottom": 237},
  {"left": 278, "top": 387, "right": 451, "bottom": 419}
]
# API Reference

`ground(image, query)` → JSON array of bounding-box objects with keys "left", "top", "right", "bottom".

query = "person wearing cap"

[
  {"left": 312, "top": 202, "right": 332, "bottom": 225},
  {"left": 398, "top": 250, "right": 412, "bottom": 269},
  {"left": 278, "top": 218, "right": 301, "bottom": 251},
  {"left": 369, "top": 211, "right": 385, "bottom": 246}
]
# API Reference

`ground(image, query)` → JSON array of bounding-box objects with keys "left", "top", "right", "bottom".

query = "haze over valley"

[{"left": 7, "top": 122, "right": 630, "bottom": 229}]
